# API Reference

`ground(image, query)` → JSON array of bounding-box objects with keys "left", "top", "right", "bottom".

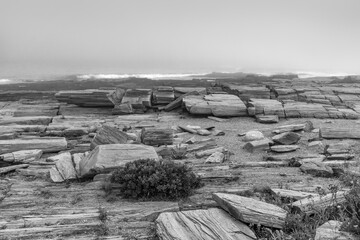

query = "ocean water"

[{"left": 0, "top": 71, "right": 357, "bottom": 85}]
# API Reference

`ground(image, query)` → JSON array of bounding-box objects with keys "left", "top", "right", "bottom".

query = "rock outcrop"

[{"left": 79, "top": 144, "right": 159, "bottom": 177}]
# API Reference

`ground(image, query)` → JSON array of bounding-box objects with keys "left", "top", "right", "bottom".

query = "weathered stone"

[
  {"left": 155, "top": 208, "right": 256, "bottom": 240},
  {"left": 63, "top": 128, "right": 88, "bottom": 137},
  {"left": 141, "top": 128, "right": 174, "bottom": 146},
  {"left": 0, "top": 137, "right": 67, "bottom": 154},
  {"left": 300, "top": 162, "right": 333, "bottom": 177},
  {"left": 197, "top": 129, "right": 211, "bottom": 136},
  {"left": 256, "top": 115, "right": 279, "bottom": 123},
  {"left": 272, "top": 132, "right": 300, "bottom": 145},
  {"left": 0, "top": 149, "right": 43, "bottom": 163},
  {"left": 243, "top": 139, "right": 272, "bottom": 153},
  {"left": 205, "top": 152, "right": 225, "bottom": 163},
  {"left": 244, "top": 130, "right": 264, "bottom": 142},
  {"left": 0, "top": 116, "right": 52, "bottom": 126},
  {"left": 90, "top": 125, "right": 128, "bottom": 150},
  {"left": 315, "top": 221, "right": 356, "bottom": 240},
  {"left": 195, "top": 147, "right": 227, "bottom": 158},
  {"left": 212, "top": 130, "right": 225, "bottom": 136},
  {"left": 79, "top": 144, "right": 159, "bottom": 177},
  {"left": 271, "top": 145, "right": 299, "bottom": 153},
  {"left": 213, "top": 193, "right": 287, "bottom": 229},
  {"left": 50, "top": 154, "right": 77, "bottom": 182},
  {"left": 47, "top": 152, "right": 72, "bottom": 163}
]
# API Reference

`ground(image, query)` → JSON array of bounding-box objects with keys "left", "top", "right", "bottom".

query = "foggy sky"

[{"left": 1, "top": 0, "right": 360, "bottom": 78}]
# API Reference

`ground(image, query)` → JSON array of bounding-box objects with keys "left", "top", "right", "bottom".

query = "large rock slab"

[
  {"left": 183, "top": 94, "right": 247, "bottom": 117},
  {"left": 55, "top": 89, "right": 114, "bottom": 107},
  {"left": 0, "top": 137, "right": 67, "bottom": 154},
  {"left": 79, "top": 144, "right": 159, "bottom": 177},
  {"left": 0, "top": 125, "right": 47, "bottom": 134},
  {"left": 320, "top": 127, "right": 360, "bottom": 139},
  {"left": 0, "top": 150, "right": 42, "bottom": 163},
  {"left": 300, "top": 162, "right": 333, "bottom": 177},
  {"left": 0, "top": 116, "right": 52, "bottom": 126},
  {"left": 90, "top": 125, "right": 128, "bottom": 150},
  {"left": 315, "top": 221, "right": 357, "bottom": 240},
  {"left": 155, "top": 208, "right": 256, "bottom": 240},
  {"left": 213, "top": 193, "right": 287, "bottom": 229}
]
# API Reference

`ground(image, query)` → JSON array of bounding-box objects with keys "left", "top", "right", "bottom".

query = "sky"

[{"left": 1, "top": 0, "right": 360, "bottom": 78}]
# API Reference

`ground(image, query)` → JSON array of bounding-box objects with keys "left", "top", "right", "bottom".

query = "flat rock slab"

[
  {"left": 273, "top": 124, "right": 306, "bottom": 134},
  {"left": 0, "top": 149, "right": 43, "bottom": 163},
  {"left": 0, "top": 125, "right": 47, "bottom": 134},
  {"left": 271, "top": 145, "right": 300, "bottom": 153},
  {"left": 292, "top": 191, "right": 348, "bottom": 214},
  {"left": 90, "top": 125, "right": 128, "bottom": 150},
  {"left": 213, "top": 193, "right": 287, "bottom": 229},
  {"left": 0, "top": 137, "right": 67, "bottom": 154},
  {"left": 320, "top": 127, "right": 360, "bottom": 139},
  {"left": 256, "top": 114, "right": 279, "bottom": 123},
  {"left": 300, "top": 162, "right": 333, "bottom": 177},
  {"left": 79, "top": 144, "right": 159, "bottom": 177},
  {"left": 155, "top": 208, "right": 256, "bottom": 240},
  {"left": 0, "top": 116, "right": 52, "bottom": 125},
  {"left": 272, "top": 132, "right": 301, "bottom": 145},
  {"left": 315, "top": 220, "right": 357, "bottom": 240},
  {"left": 183, "top": 94, "right": 248, "bottom": 117}
]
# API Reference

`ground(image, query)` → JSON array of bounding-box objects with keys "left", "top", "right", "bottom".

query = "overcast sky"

[{"left": 1, "top": 0, "right": 360, "bottom": 78}]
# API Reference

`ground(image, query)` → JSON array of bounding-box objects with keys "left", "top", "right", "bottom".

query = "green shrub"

[{"left": 110, "top": 159, "right": 202, "bottom": 200}]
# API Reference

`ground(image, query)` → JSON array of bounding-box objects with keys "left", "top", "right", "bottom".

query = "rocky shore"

[{"left": 0, "top": 75, "right": 359, "bottom": 239}]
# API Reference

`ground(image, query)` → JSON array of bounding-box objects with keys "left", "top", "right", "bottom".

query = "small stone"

[
  {"left": 186, "top": 125, "right": 201, "bottom": 130},
  {"left": 205, "top": 152, "right": 225, "bottom": 163},
  {"left": 197, "top": 129, "right": 212, "bottom": 136},
  {"left": 185, "top": 137, "right": 196, "bottom": 144},
  {"left": 213, "top": 130, "right": 225, "bottom": 136},
  {"left": 244, "top": 130, "right": 264, "bottom": 142}
]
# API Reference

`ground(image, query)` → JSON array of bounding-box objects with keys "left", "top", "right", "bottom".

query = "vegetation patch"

[{"left": 110, "top": 159, "right": 202, "bottom": 200}]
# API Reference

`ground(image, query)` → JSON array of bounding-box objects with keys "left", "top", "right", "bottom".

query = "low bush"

[{"left": 110, "top": 159, "right": 202, "bottom": 200}]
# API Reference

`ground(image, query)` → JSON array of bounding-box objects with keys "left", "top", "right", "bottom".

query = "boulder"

[
  {"left": 90, "top": 125, "right": 128, "bottom": 150},
  {"left": 155, "top": 208, "right": 256, "bottom": 240},
  {"left": 272, "top": 132, "right": 301, "bottom": 145},
  {"left": 50, "top": 152, "right": 77, "bottom": 182},
  {"left": 300, "top": 162, "right": 333, "bottom": 177},
  {"left": 244, "top": 130, "right": 264, "bottom": 142},
  {"left": 79, "top": 144, "right": 159, "bottom": 177}
]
